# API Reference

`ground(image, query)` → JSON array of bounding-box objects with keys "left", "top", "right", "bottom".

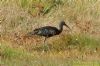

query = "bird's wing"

[{"left": 33, "top": 26, "right": 59, "bottom": 36}]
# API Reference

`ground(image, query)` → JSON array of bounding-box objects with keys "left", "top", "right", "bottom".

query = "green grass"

[
  {"left": 32, "top": 34, "right": 100, "bottom": 52},
  {"left": 1, "top": 34, "right": 100, "bottom": 66},
  {"left": 1, "top": 43, "right": 100, "bottom": 66}
]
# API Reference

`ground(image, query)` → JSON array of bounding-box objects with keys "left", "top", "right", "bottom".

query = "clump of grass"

[
  {"left": 1, "top": 43, "right": 27, "bottom": 59},
  {"left": 20, "top": 0, "right": 29, "bottom": 8},
  {"left": 68, "top": 34, "right": 100, "bottom": 52},
  {"left": 32, "top": 34, "right": 100, "bottom": 52},
  {"left": 1, "top": 42, "right": 100, "bottom": 66},
  {"left": 0, "top": 42, "right": 36, "bottom": 66}
]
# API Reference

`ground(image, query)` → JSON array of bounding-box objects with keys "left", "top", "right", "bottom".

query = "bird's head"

[{"left": 60, "top": 21, "right": 71, "bottom": 30}]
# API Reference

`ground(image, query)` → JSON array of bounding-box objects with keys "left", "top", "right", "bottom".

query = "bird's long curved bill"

[{"left": 65, "top": 24, "right": 71, "bottom": 30}]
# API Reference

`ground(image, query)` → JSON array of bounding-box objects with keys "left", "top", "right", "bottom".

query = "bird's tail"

[{"left": 26, "top": 31, "right": 35, "bottom": 37}]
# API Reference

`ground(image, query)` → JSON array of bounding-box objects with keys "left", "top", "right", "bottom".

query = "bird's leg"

[
  {"left": 42, "top": 37, "right": 47, "bottom": 53},
  {"left": 45, "top": 37, "right": 51, "bottom": 52},
  {"left": 43, "top": 37, "right": 51, "bottom": 53},
  {"left": 44, "top": 37, "right": 47, "bottom": 44}
]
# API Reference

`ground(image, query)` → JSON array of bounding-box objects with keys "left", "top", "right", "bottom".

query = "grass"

[
  {"left": 0, "top": 0, "right": 100, "bottom": 66},
  {"left": 0, "top": 34, "right": 100, "bottom": 66},
  {"left": 32, "top": 34, "right": 100, "bottom": 52},
  {"left": 0, "top": 43, "right": 100, "bottom": 66}
]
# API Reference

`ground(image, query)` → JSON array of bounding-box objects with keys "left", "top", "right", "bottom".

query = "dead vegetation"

[{"left": 0, "top": 0, "right": 100, "bottom": 65}]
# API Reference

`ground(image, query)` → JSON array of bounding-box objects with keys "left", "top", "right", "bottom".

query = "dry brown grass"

[
  {"left": 0, "top": 1, "right": 100, "bottom": 65},
  {"left": 0, "top": 0, "right": 100, "bottom": 51}
]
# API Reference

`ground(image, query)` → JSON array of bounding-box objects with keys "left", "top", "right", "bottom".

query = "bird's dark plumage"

[
  {"left": 28, "top": 21, "right": 70, "bottom": 38},
  {"left": 33, "top": 26, "right": 60, "bottom": 37}
]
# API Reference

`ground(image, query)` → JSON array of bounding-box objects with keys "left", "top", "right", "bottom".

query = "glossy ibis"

[{"left": 27, "top": 21, "right": 71, "bottom": 43}]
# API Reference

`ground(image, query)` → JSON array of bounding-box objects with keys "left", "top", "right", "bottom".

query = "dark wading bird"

[{"left": 27, "top": 21, "right": 71, "bottom": 43}]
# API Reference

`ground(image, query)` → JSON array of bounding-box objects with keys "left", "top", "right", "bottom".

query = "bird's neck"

[{"left": 59, "top": 24, "right": 63, "bottom": 33}]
